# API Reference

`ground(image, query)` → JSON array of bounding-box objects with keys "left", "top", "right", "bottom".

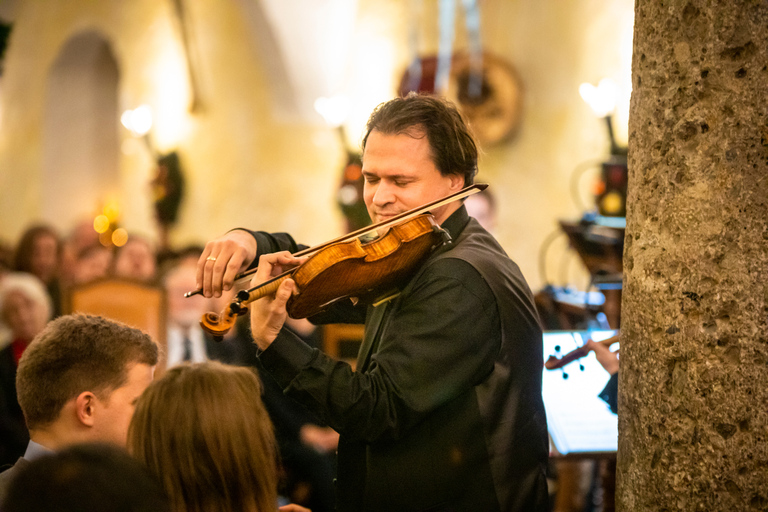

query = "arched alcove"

[{"left": 42, "top": 30, "right": 119, "bottom": 231}]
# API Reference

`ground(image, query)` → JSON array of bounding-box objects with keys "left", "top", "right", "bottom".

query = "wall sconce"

[
  {"left": 579, "top": 78, "right": 627, "bottom": 217},
  {"left": 315, "top": 95, "right": 370, "bottom": 232},
  {"left": 579, "top": 78, "right": 627, "bottom": 157},
  {"left": 121, "top": 104, "right": 184, "bottom": 250},
  {"left": 121, "top": 104, "right": 157, "bottom": 157}
]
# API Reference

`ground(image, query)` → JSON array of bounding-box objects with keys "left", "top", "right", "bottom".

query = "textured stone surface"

[{"left": 619, "top": 1, "right": 768, "bottom": 510}]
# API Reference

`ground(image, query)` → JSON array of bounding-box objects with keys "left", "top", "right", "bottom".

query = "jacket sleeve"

[{"left": 258, "top": 257, "right": 500, "bottom": 442}]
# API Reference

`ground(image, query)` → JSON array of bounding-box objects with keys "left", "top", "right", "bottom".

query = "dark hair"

[
  {"left": 16, "top": 314, "right": 159, "bottom": 429},
  {"left": 362, "top": 93, "right": 478, "bottom": 186},
  {"left": 12, "top": 224, "right": 61, "bottom": 273},
  {"left": 3, "top": 442, "right": 170, "bottom": 512}
]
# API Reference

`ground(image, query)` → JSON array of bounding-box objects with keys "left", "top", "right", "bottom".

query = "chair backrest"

[
  {"left": 62, "top": 277, "right": 167, "bottom": 366},
  {"left": 322, "top": 324, "right": 364, "bottom": 370}
]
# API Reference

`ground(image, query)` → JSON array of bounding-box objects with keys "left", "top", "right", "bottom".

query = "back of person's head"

[
  {"left": 16, "top": 314, "right": 158, "bottom": 431},
  {"left": 2, "top": 442, "right": 170, "bottom": 512},
  {"left": 362, "top": 92, "right": 478, "bottom": 186},
  {"left": 0, "top": 272, "right": 53, "bottom": 342},
  {"left": 128, "top": 361, "right": 278, "bottom": 512}
]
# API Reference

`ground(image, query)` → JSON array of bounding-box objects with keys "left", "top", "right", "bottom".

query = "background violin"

[{"left": 544, "top": 334, "right": 619, "bottom": 371}]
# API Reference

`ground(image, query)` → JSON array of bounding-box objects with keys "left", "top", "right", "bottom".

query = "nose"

[{"left": 371, "top": 181, "right": 395, "bottom": 208}]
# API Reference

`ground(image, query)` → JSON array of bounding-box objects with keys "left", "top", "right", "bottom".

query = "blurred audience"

[
  {"left": 113, "top": 235, "right": 157, "bottom": 283},
  {"left": 71, "top": 244, "right": 113, "bottom": 284},
  {"left": 12, "top": 224, "right": 63, "bottom": 316},
  {"left": 2, "top": 442, "right": 169, "bottom": 512},
  {"left": 464, "top": 186, "right": 497, "bottom": 233},
  {"left": 0, "top": 242, "right": 13, "bottom": 278},
  {"left": 162, "top": 248, "right": 249, "bottom": 367},
  {"left": 59, "top": 220, "right": 101, "bottom": 285},
  {"left": 0, "top": 273, "right": 53, "bottom": 468},
  {"left": 128, "top": 361, "right": 309, "bottom": 512},
  {"left": 0, "top": 314, "right": 158, "bottom": 503}
]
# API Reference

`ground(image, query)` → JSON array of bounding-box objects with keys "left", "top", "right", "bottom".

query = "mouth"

[{"left": 374, "top": 212, "right": 400, "bottom": 223}]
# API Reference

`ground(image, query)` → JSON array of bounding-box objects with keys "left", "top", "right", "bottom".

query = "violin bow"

[
  {"left": 544, "top": 334, "right": 619, "bottom": 370},
  {"left": 185, "top": 183, "right": 488, "bottom": 298}
]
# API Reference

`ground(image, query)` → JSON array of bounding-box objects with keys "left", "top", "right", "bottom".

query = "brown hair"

[
  {"left": 12, "top": 224, "right": 61, "bottom": 274},
  {"left": 362, "top": 93, "right": 479, "bottom": 186},
  {"left": 16, "top": 314, "right": 159, "bottom": 430},
  {"left": 128, "top": 362, "right": 279, "bottom": 512}
]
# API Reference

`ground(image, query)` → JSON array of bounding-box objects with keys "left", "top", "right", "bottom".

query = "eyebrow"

[{"left": 362, "top": 170, "right": 415, "bottom": 182}]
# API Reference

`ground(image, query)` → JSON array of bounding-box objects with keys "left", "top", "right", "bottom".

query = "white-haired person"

[{"left": 0, "top": 273, "right": 53, "bottom": 469}]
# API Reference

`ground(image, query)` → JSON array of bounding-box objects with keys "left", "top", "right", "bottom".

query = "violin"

[
  {"left": 196, "top": 184, "right": 487, "bottom": 339},
  {"left": 544, "top": 334, "right": 618, "bottom": 370}
]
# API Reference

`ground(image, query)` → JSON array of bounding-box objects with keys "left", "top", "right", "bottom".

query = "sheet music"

[{"left": 542, "top": 330, "right": 619, "bottom": 455}]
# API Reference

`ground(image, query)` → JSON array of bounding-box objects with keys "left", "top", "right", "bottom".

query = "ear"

[
  {"left": 448, "top": 174, "right": 464, "bottom": 192},
  {"left": 75, "top": 391, "right": 97, "bottom": 427}
]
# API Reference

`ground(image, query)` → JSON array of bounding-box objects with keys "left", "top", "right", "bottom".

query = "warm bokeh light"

[
  {"left": 315, "top": 95, "right": 351, "bottom": 127},
  {"left": 98, "top": 230, "right": 113, "bottom": 246},
  {"left": 579, "top": 78, "right": 618, "bottom": 118},
  {"left": 121, "top": 104, "right": 153, "bottom": 136},
  {"left": 111, "top": 228, "right": 129, "bottom": 247},
  {"left": 93, "top": 214, "right": 110, "bottom": 234},
  {"left": 102, "top": 199, "right": 120, "bottom": 223}
]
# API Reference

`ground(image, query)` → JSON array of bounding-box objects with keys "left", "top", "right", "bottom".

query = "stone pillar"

[{"left": 619, "top": 1, "right": 768, "bottom": 510}]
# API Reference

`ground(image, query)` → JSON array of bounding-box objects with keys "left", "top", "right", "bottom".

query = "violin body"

[
  {"left": 200, "top": 213, "right": 449, "bottom": 339},
  {"left": 286, "top": 213, "right": 447, "bottom": 318}
]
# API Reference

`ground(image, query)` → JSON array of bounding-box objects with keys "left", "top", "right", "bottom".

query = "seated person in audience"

[
  {"left": 0, "top": 314, "right": 158, "bottom": 503},
  {"left": 71, "top": 244, "right": 113, "bottom": 284},
  {"left": 0, "top": 241, "right": 13, "bottom": 276},
  {"left": 177, "top": 254, "right": 336, "bottom": 511},
  {"left": 128, "top": 361, "right": 310, "bottom": 512},
  {"left": 59, "top": 220, "right": 100, "bottom": 285},
  {"left": 246, "top": 319, "right": 337, "bottom": 512},
  {"left": 12, "top": 224, "right": 63, "bottom": 316},
  {"left": 113, "top": 235, "right": 157, "bottom": 283},
  {"left": 163, "top": 252, "right": 249, "bottom": 366},
  {"left": 463, "top": 185, "right": 497, "bottom": 233},
  {"left": 0, "top": 273, "right": 53, "bottom": 468},
  {"left": 585, "top": 335, "right": 620, "bottom": 414},
  {"left": 2, "top": 442, "right": 169, "bottom": 512}
]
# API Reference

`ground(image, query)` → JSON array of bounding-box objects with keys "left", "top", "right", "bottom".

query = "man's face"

[
  {"left": 92, "top": 362, "right": 154, "bottom": 446},
  {"left": 362, "top": 129, "right": 464, "bottom": 226}
]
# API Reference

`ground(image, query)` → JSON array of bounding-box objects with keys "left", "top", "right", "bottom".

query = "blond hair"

[{"left": 128, "top": 361, "right": 279, "bottom": 512}]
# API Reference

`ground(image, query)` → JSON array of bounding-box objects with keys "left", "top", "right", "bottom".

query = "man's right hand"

[{"left": 196, "top": 230, "right": 258, "bottom": 298}]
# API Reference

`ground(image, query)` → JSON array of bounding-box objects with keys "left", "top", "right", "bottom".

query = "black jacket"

[{"left": 253, "top": 206, "right": 549, "bottom": 512}]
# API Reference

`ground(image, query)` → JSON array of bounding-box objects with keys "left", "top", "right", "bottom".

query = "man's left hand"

[{"left": 248, "top": 251, "right": 305, "bottom": 350}]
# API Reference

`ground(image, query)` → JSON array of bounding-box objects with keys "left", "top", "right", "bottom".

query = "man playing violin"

[{"left": 196, "top": 93, "right": 549, "bottom": 512}]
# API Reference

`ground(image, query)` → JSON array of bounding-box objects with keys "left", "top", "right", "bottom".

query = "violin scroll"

[{"left": 200, "top": 304, "right": 243, "bottom": 341}]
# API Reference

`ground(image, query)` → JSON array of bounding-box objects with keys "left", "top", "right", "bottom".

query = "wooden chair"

[
  {"left": 62, "top": 277, "right": 167, "bottom": 369},
  {"left": 323, "top": 324, "right": 365, "bottom": 369}
]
